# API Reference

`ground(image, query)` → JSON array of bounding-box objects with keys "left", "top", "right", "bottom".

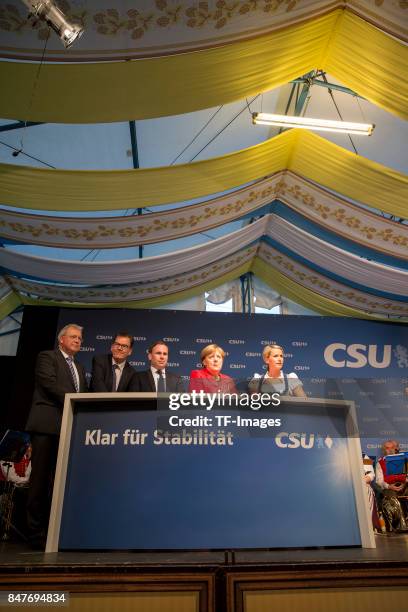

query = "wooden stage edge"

[{"left": 1, "top": 538, "right": 408, "bottom": 612}]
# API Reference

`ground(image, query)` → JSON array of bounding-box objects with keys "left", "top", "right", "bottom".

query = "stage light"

[
  {"left": 252, "top": 113, "right": 374, "bottom": 136},
  {"left": 22, "top": 0, "right": 84, "bottom": 48}
]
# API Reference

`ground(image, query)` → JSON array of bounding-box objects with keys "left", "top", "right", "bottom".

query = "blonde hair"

[
  {"left": 262, "top": 344, "right": 284, "bottom": 361},
  {"left": 200, "top": 344, "right": 225, "bottom": 364}
]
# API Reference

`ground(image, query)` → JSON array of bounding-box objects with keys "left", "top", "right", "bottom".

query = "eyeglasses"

[{"left": 112, "top": 342, "right": 130, "bottom": 351}]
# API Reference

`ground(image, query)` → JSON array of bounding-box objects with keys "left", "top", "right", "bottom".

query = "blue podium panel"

[{"left": 55, "top": 397, "right": 362, "bottom": 550}]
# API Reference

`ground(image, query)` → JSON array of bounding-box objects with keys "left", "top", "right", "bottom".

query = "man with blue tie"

[
  {"left": 133, "top": 340, "right": 184, "bottom": 393},
  {"left": 26, "top": 323, "right": 88, "bottom": 549},
  {"left": 90, "top": 332, "right": 137, "bottom": 392}
]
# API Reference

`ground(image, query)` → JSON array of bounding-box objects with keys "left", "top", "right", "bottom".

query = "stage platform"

[{"left": 1, "top": 536, "right": 408, "bottom": 612}]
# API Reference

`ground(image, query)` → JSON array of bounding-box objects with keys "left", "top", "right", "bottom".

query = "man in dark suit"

[
  {"left": 26, "top": 323, "right": 88, "bottom": 548},
  {"left": 90, "top": 332, "right": 137, "bottom": 392},
  {"left": 134, "top": 340, "right": 184, "bottom": 392}
]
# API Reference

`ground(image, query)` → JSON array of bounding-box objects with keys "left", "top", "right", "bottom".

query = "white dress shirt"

[
  {"left": 60, "top": 349, "right": 80, "bottom": 391},
  {"left": 151, "top": 367, "right": 166, "bottom": 391},
  {"left": 112, "top": 359, "right": 126, "bottom": 391}
]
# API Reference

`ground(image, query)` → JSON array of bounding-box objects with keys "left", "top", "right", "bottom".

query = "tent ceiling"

[{"left": 0, "top": 0, "right": 407, "bottom": 320}]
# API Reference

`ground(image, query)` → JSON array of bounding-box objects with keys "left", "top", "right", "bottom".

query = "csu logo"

[
  {"left": 275, "top": 433, "right": 333, "bottom": 449},
  {"left": 275, "top": 433, "right": 315, "bottom": 449},
  {"left": 324, "top": 343, "right": 391, "bottom": 368}
]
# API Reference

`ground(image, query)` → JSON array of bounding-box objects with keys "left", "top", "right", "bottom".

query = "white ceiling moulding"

[{"left": 2, "top": 1, "right": 406, "bottom": 62}]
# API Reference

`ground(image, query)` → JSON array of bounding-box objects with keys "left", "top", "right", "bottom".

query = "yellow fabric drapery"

[
  {"left": 324, "top": 11, "right": 408, "bottom": 122},
  {"left": 3, "top": 170, "right": 406, "bottom": 255},
  {"left": 0, "top": 10, "right": 406, "bottom": 123},
  {"left": 1, "top": 130, "right": 407, "bottom": 217},
  {"left": 0, "top": 291, "right": 21, "bottom": 322}
]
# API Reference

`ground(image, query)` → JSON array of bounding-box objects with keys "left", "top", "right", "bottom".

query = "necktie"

[
  {"left": 112, "top": 364, "right": 119, "bottom": 391},
  {"left": 157, "top": 369, "right": 166, "bottom": 392},
  {"left": 66, "top": 357, "right": 79, "bottom": 392}
]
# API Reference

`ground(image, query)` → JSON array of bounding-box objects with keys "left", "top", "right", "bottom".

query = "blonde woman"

[{"left": 249, "top": 344, "right": 306, "bottom": 397}]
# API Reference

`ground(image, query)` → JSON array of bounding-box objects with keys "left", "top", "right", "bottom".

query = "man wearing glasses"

[{"left": 91, "top": 332, "right": 137, "bottom": 392}]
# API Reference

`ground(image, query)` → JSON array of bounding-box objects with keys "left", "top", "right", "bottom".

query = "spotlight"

[{"left": 22, "top": 0, "right": 84, "bottom": 48}]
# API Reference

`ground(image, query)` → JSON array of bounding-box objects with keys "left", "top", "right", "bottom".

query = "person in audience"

[
  {"left": 91, "top": 332, "right": 137, "bottom": 392},
  {"left": 362, "top": 454, "right": 380, "bottom": 531},
  {"left": 248, "top": 344, "right": 306, "bottom": 397},
  {"left": 0, "top": 444, "right": 32, "bottom": 486},
  {"left": 133, "top": 341, "right": 184, "bottom": 392},
  {"left": 25, "top": 323, "right": 88, "bottom": 549},
  {"left": 189, "top": 344, "right": 237, "bottom": 393},
  {"left": 375, "top": 439, "right": 408, "bottom": 532}
]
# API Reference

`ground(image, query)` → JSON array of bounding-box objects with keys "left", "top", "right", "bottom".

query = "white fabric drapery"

[
  {"left": 0, "top": 219, "right": 268, "bottom": 285},
  {"left": 256, "top": 243, "right": 408, "bottom": 317},
  {"left": 266, "top": 216, "right": 408, "bottom": 297},
  {"left": 3, "top": 171, "right": 406, "bottom": 260},
  {"left": 3, "top": 213, "right": 408, "bottom": 297}
]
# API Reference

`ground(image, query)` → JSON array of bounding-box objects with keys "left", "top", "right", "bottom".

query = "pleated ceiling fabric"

[
  {"left": 0, "top": 11, "right": 406, "bottom": 122},
  {"left": 1, "top": 130, "right": 407, "bottom": 216},
  {"left": 2, "top": 171, "right": 406, "bottom": 259}
]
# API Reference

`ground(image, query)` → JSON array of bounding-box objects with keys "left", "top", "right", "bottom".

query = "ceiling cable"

[
  {"left": 170, "top": 105, "right": 224, "bottom": 165},
  {"left": 188, "top": 94, "right": 260, "bottom": 162},
  {"left": 0, "top": 139, "right": 56, "bottom": 168},
  {"left": 321, "top": 73, "right": 358, "bottom": 155},
  {"left": 17, "top": 29, "right": 50, "bottom": 157}
]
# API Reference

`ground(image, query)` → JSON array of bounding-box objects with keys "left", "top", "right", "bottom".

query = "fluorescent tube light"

[{"left": 252, "top": 113, "right": 374, "bottom": 136}]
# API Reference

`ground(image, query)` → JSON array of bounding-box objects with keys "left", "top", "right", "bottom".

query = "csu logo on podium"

[
  {"left": 275, "top": 433, "right": 315, "bottom": 449},
  {"left": 275, "top": 433, "right": 334, "bottom": 449},
  {"left": 324, "top": 343, "right": 391, "bottom": 368}
]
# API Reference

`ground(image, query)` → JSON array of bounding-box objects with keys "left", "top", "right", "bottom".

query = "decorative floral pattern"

[
  {"left": 6, "top": 239, "right": 407, "bottom": 318},
  {"left": 276, "top": 174, "right": 408, "bottom": 256},
  {"left": 0, "top": 174, "right": 280, "bottom": 248},
  {"left": 0, "top": 0, "right": 405, "bottom": 50},
  {"left": 5, "top": 244, "right": 256, "bottom": 303},
  {"left": 93, "top": 0, "right": 300, "bottom": 40},
  {"left": 0, "top": 0, "right": 301, "bottom": 42},
  {"left": 2, "top": 172, "right": 406, "bottom": 263},
  {"left": 258, "top": 242, "right": 408, "bottom": 316}
]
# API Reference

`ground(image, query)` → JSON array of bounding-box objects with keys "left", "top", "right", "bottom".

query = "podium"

[{"left": 46, "top": 393, "right": 375, "bottom": 552}]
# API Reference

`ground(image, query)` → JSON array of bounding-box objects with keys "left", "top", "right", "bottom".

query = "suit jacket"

[
  {"left": 188, "top": 369, "right": 237, "bottom": 393},
  {"left": 90, "top": 354, "right": 137, "bottom": 392},
  {"left": 133, "top": 369, "right": 184, "bottom": 393},
  {"left": 26, "top": 349, "right": 88, "bottom": 435}
]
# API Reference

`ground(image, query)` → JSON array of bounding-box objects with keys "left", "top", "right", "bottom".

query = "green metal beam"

[
  {"left": 240, "top": 272, "right": 253, "bottom": 314},
  {"left": 293, "top": 71, "right": 315, "bottom": 116},
  {"left": 129, "top": 120, "right": 139, "bottom": 169},
  {"left": 291, "top": 77, "right": 363, "bottom": 99},
  {"left": 129, "top": 120, "right": 143, "bottom": 259},
  {"left": 0, "top": 121, "right": 43, "bottom": 133}
]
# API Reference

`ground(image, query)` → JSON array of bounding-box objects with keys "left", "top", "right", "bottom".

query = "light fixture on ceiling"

[
  {"left": 252, "top": 112, "right": 375, "bottom": 136},
  {"left": 22, "top": 0, "right": 84, "bottom": 48}
]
